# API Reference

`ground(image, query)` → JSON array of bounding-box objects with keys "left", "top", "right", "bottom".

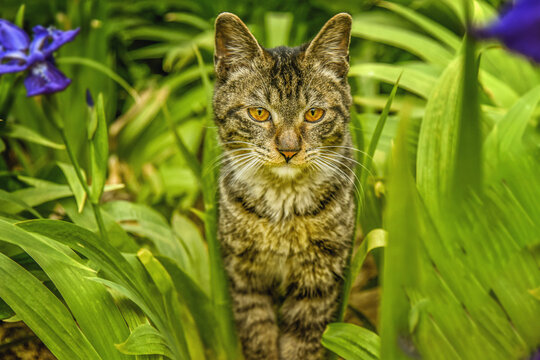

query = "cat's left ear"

[
  {"left": 304, "top": 13, "right": 352, "bottom": 78},
  {"left": 214, "top": 13, "right": 265, "bottom": 79}
]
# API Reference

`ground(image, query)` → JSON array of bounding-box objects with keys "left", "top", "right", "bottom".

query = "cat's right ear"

[{"left": 214, "top": 13, "right": 264, "bottom": 78}]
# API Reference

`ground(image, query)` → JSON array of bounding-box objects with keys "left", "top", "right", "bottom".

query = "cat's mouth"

[{"left": 268, "top": 164, "right": 303, "bottom": 178}]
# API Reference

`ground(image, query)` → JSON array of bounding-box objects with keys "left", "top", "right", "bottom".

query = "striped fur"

[{"left": 213, "top": 13, "right": 355, "bottom": 360}]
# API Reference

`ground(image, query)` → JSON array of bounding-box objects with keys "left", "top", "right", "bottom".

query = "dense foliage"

[{"left": 0, "top": 0, "right": 539, "bottom": 359}]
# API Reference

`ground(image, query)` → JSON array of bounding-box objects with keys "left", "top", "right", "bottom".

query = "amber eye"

[
  {"left": 248, "top": 107, "right": 271, "bottom": 122},
  {"left": 305, "top": 108, "right": 325, "bottom": 122}
]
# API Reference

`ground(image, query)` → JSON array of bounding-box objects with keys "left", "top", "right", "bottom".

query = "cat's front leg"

[
  {"left": 224, "top": 253, "right": 279, "bottom": 360},
  {"left": 278, "top": 246, "right": 347, "bottom": 360}
]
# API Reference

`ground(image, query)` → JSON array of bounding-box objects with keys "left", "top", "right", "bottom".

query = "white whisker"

[
  {"left": 205, "top": 150, "right": 254, "bottom": 174},
  {"left": 319, "top": 149, "right": 373, "bottom": 178},
  {"left": 316, "top": 145, "right": 372, "bottom": 159},
  {"left": 220, "top": 154, "right": 258, "bottom": 180},
  {"left": 315, "top": 156, "right": 363, "bottom": 200}
]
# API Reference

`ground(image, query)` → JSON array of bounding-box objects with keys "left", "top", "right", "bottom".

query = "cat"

[{"left": 213, "top": 12, "right": 355, "bottom": 360}]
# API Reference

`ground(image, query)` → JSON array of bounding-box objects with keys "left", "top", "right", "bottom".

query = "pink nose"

[{"left": 278, "top": 150, "right": 299, "bottom": 163}]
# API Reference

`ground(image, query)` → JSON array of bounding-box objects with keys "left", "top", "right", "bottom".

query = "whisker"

[
  {"left": 204, "top": 149, "right": 253, "bottom": 174},
  {"left": 220, "top": 155, "right": 257, "bottom": 180},
  {"left": 315, "top": 156, "right": 363, "bottom": 200},
  {"left": 315, "top": 145, "right": 372, "bottom": 158},
  {"left": 207, "top": 147, "right": 251, "bottom": 164},
  {"left": 219, "top": 140, "right": 270, "bottom": 153},
  {"left": 233, "top": 156, "right": 262, "bottom": 182},
  {"left": 319, "top": 150, "right": 373, "bottom": 178}
]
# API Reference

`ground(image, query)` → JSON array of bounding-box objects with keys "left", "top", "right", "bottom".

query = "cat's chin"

[{"left": 268, "top": 165, "right": 303, "bottom": 179}]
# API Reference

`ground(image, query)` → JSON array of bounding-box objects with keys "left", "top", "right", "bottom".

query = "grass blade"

[
  {"left": 195, "top": 43, "right": 242, "bottom": 359},
  {"left": 115, "top": 324, "right": 174, "bottom": 358},
  {"left": 452, "top": 29, "right": 481, "bottom": 199},
  {"left": 0, "top": 252, "right": 102, "bottom": 360},
  {"left": 349, "top": 64, "right": 436, "bottom": 99},
  {"left": 322, "top": 322, "right": 380, "bottom": 360},
  {"left": 58, "top": 162, "right": 87, "bottom": 213},
  {"left": 89, "top": 94, "right": 109, "bottom": 204}
]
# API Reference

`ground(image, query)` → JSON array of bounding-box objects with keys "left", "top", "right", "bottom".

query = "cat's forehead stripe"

[{"left": 266, "top": 46, "right": 305, "bottom": 102}]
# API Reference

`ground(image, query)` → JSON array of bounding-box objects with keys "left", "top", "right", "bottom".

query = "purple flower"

[
  {"left": 474, "top": 0, "right": 540, "bottom": 62},
  {"left": 0, "top": 19, "right": 79, "bottom": 96}
]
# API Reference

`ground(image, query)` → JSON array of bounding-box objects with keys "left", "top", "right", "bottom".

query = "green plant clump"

[{"left": 0, "top": 0, "right": 538, "bottom": 359}]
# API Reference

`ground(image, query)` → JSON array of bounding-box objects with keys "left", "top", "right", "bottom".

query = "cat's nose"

[{"left": 278, "top": 149, "right": 300, "bottom": 163}]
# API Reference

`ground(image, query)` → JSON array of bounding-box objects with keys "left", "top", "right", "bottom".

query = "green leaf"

[
  {"left": 0, "top": 188, "right": 42, "bottom": 218},
  {"left": 14, "top": 4, "right": 25, "bottom": 28},
  {"left": 60, "top": 198, "right": 138, "bottom": 252},
  {"left": 0, "top": 297, "right": 14, "bottom": 320},
  {"left": 116, "top": 324, "right": 174, "bottom": 358},
  {"left": 158, "top": 256, "right": 227, "bottom": 359},
  {"left": 16, "top": 220, "right": 141, "bottom": 294},
  {"left": 481, "top": 48, "right": 540, "bottom": 96},
  {"left": 0, "top": 219, "right": 129, "bottom": 359},
  {"left": 452, "top": 31, "right": 482, "bottom": 198},
  {"left": 13, "top": 176, "right": 75, "bottom": 210},
  {"left": 0, "top": 252, "right": 101, "bottom": 360},
  {"left": 378, "top": 1, "right": 460, "bottom": 50},
  {"left": 485, "top": 85, "right": 540, "bottom": 162},
  {"left": 1, "top": 123, "right": 65, "bottom": 149},
  {"left": 380, "top": 110, "right": 423, "bottom": 360},
  {"left": 361, "top": 75, "right": 401, "bottom": 186},
  {"left": 416, "top": 57, "right": 463, "bottom": 212},
  {"left": 529, "top": 287, "right": 540, "bottom": 301},
  {"left": 349, "top": 64, "right": 436, "bottom": 99},
  {"left": 89, "top": 93, "right": 109, "bottom": 204},
  {"left": 57, "top": 162, "right": 87, "bottom": 213},
  {"left": 7, "top": 177, "right": 121, "bottom": 213},
  {"left": 171, "top": 211, "right": 209, "bottom": 291},
  {"left": 408, "top": 298, "right": 429, "bottom": 334},
  {"left": 479, "top": 70, "right": 519, "bottom": 108},
  {"left": 16, "top": 220, "right": 173, "bottom": 354},
  {"left": 103, "top": 201, "right": 190, "bottom": 270},
  {"left": 265, "top": 12, "right": 293, "bottom": 48},
  {"left": 197, "top": 46, "right": 242, "bottom": 359},
  {"left": 162, "top": 102, "right": 202, "bottom": 179},
  {"left": 351, "top": 19, "right": 453, "bottom": 67},
  {"left": 57, "top": 57, "right": 139, "bottom": 100},
  {"left": 165, "top": 12, "right": 211, "bottom": 30},
  {"left": 138, "top": 249, "right": 205, "bottom": 360},
  {"left": 337, "top": 229, "right": 387, "bottom": 323},
  {"left": 322, "top": 323, "right": 380, "bottom": 360}
]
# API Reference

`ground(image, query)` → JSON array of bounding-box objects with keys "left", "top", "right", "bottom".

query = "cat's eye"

[
  {"left": 248, "top": 107, "right": 271, "bottom": 122},
  {"left": 305, "top": 108, "right": 325, "bottom": 122}
]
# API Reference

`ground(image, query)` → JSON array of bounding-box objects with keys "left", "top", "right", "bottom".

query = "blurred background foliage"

[{"left": 1, "top": 0, "right": 540, "bottom": 359}]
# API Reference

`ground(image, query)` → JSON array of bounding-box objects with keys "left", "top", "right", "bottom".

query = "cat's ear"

[
  {"left": 304, "top": 13, "right": 352, "bottom": 78},
  {"left": 214, "top": 13, "right": 265, "bottom": 78}
]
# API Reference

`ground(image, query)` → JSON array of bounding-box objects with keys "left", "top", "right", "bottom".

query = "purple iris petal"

[
  {"left": 0, "top": 50, "right": 29, "bottom": 74},
  {"left": 25, "top": 50, "right": 46, "bottom": 67},
  {"left": 0, "top": 17, "right": 80, "bottom": 97},
  {"left": 23, "top": 60, "right": 71, "bottom": 97},
  {"left": 86, "top": 89, "right": 94, "bottom": 107},
  {"left": 474, "top": 0, "right": 540, "bottom": 62},
  {"left": 0, "top": 62, "right": 28, "bottom": 74},
  {"left": 31, "top": 26, "right": 80, "bottom": 58},
  {"left": 0, "top": 19, "right": 29, "bottom": 51}
]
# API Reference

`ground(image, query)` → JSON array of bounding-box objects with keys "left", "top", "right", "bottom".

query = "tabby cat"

[{"left": 213, "top": 12, "right": 355, "bottom": 360}]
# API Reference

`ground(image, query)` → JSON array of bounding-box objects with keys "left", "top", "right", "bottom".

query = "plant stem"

[
  {"left": 162, "top": 102, "right": 201, "bottom": 179},
  {"left": 59, "top": 127, "right": 109, "bottom": 242}
]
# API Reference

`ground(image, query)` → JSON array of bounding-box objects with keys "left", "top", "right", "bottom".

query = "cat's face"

[{"left": 213, "top": 13, "right": 352, "bottom": 179}]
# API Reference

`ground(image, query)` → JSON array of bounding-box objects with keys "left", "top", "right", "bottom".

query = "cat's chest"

[{"left": 257, "top": 183, "right": 316, "bottom": 221}]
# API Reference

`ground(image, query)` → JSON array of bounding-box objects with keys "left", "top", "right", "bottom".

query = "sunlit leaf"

[{"left": 322, "top": 323, "right": 380, "bottom": 360}]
